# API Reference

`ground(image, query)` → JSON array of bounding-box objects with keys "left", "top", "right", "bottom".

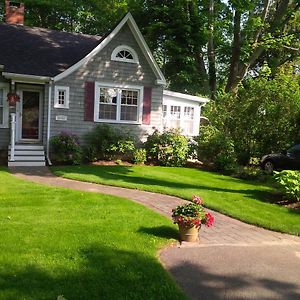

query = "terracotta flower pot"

[
  {"left": 7, "top": 92, "right": 20, "bottom": 106},
  {"left": 178, "top": 223, "right": 200, "bottom": 242}
]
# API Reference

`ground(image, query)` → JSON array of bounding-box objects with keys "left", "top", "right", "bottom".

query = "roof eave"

[{"left": 2, "top": 72, "right": 52, "bottom": 84}]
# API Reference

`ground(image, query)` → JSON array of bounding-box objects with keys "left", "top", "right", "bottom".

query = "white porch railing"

[{"left": 9, "top": 113, "right": 16, "bottom": 162}]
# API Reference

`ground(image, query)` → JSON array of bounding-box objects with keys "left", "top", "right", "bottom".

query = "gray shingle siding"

[
  {"left": 50, "top": 23, "right": 163, "bottom": 143},
  {"left": 0, "top": 76, "right": 9, "bottom": 150}
]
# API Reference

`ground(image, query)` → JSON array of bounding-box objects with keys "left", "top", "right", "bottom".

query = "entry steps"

[{"left": 8, "top": 144, "right": 46, "bottom": 167}]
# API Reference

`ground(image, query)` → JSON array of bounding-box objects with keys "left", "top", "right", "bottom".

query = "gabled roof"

[
  {"left": 0, "top": 23, "right": 101, "bottom": 77},
  {"left": 54, "top": 13, "right": 166, "bottom": 85},
  {"left": 0, "top": 13, "right": 166, "bottom": 85}
]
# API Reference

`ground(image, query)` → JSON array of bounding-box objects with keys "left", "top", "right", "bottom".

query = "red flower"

[{"left": 205, "top": 213, "right": 214, "bottom": 227}]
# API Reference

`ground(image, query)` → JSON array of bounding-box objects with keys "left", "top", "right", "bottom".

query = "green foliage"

[
  {"left": 133, "top": 148, "right": 147, "bottom": 165},
  {"left": 274, "top": 170, "right": 300, "bottom": 202},
  {"left": 145, "top": 129, "right": 189, "bottom": 166},
  {"left": 50, "top": 131, "right": 82, "bottom": 165},
  {"left": 109, "top": 140, "right": 135, "bottom": 161},
  {"left": 206, "top": 68, "right": 300, "bottom": 164},
  {"left": 233, "top": 166, "right": 269, "bottom": 182},
  {"left": 197, "top": 125, "right": 237, "bottom": 172},
  {"left": 84, "top": 124, "right": 135, "bottom": 162}
]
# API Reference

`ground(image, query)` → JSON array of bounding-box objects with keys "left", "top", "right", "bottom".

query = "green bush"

[
  {"left": 274, "top": 170, "right": 300, "bottom": 202},
  {"left": 233, "top": 166, "right": 269, "bottom": 182},
  {"left": 133, "top": 148, "right": 147, "bottom": 164},
  {"left": 84, "top": 124, "right": 135, "bottom": 161},
  {"left": 108, "top": 140, "right": 135, "bottom": 161},
  {"left": 145, "top": 129, "right": 189, "bottom": 166},
  {"left": 197, "top": 125, "right": 237, "bottom": 172},
  {"left": 205, "top": 66, "right": 300, "bottom": 164},
  {"left": 50, "top": 131, "right": 82, "bottom": 165}
]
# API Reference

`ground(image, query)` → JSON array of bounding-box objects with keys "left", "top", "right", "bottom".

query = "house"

[{"left": 0, "top": 1, "right": 209, "bottom": 167}]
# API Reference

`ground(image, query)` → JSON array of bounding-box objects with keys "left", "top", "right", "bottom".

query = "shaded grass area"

[
  {"left": 52, "top": 165, "right": 300, "bottom": 235},
  {"left": 0, "top": 168, "right": 185, "bottom": 300}
]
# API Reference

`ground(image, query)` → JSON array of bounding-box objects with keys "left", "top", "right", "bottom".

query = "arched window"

[{"left": 111, "top": 45, "right": 139, "bottom": 63}]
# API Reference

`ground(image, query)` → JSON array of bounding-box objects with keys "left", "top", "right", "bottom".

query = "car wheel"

[{"left": 263, "top": 160, "right": 274, "bottom": 174}]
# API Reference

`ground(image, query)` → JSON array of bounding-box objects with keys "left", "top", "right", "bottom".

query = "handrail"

[{"left": 10, "top": 113, "right": 16, "bottom": 162}]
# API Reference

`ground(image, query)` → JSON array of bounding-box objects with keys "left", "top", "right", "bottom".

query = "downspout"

[{"left": 46, "top": 80, "right": 53, "bottom": 165}]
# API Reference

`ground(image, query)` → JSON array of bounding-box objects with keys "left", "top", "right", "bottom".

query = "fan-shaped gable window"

[{"left": 111, "top": 45, "right": 139, "bottom": 63}]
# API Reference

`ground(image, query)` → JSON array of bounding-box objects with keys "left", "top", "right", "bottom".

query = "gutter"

[{"left": 46, "top": 80, "right": 53, "bottom": 165}]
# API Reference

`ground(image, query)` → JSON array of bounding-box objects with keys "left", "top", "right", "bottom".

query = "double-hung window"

[
  {"left": 0, "top": 84, "right": 9, "bottom": 128},
  {"left": 95, "top": 83, "right": 142, "bottom": 123}
]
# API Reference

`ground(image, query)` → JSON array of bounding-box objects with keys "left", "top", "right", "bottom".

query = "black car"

[{"left": 261, "top": 144, "right": 300, "bottom": 174}]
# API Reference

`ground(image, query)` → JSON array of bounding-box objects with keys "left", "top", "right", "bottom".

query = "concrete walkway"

[{"left": 11, "top": 167, "right": 300, "bottom": 299}]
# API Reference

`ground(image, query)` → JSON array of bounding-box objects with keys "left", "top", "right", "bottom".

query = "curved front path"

[{"left": 11, "top": 167, "right": 300, "bottom": 299}]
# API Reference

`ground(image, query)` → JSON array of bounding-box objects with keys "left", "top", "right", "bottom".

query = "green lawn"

[
  {"left": 52, "top": 165, "right": 300, "bottom": 236},
  {"left": 0, "top": 168, "right": 186, "bottom": 300}
]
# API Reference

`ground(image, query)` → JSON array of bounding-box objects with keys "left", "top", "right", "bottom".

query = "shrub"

[
  {"left": 133, "top": 148, "right": 147, "bottom": 164},
  {"left": 197, "top": 125, "right": 237, "bottom": 172},
  {"left": 145, "top": 129, "right": 189, "bottom": 166},
  {"left": 108, "top": 140, "right": 135, "bottom": 161},
  {"left": 233, "top": 166, "right": 269, "bottom": 182},
  {"left": 84, "top": 124, "right": 135, "bottom": 161},
  {"left": 274, "top": 170, "right": 300, "bottom": 202},
  {"left": 50, "top": 131, "right": 82, "bottom": 165},
  {"left": 84, "top": 124, "right": 122, "bottom": 160}
]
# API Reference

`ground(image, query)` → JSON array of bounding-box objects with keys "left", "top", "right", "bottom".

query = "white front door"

[{"left": 16, "top": 87, "right": 43, "bottom": 142}]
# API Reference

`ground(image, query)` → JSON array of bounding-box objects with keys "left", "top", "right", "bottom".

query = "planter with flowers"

[{"left": 172, "top": 195, "right": 214, "bottom": 242}]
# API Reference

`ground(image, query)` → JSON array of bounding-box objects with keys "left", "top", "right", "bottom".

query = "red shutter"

[
  {"left": 142, "top": 87, "right": 152, "bottom": 125},
  {"left": 84, "top": 81, "right": 95, "bottom": 121}
]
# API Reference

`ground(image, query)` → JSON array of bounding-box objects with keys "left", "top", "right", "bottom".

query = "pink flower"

[{"left": 192, "top": 195, "right": 203, "bottom": 205}]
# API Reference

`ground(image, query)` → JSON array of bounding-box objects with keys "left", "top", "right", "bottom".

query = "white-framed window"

[
  {"left": 162, "top": 103, "right": 199, "bottom": 136},
  {"left": 0, "top": 84, "right": 9, "bottom": 128},
  {"left": 183, "top": 106, "right": 195, "bottom": 135},
  {"left": 94, "top": 82, "right": 143, "bottom": 124},
  {"left": 54, "top": 86, "right": 70, "bottom": 109},
  {"left": 111, "top": 45, "right": 139, "bottom": 64}
]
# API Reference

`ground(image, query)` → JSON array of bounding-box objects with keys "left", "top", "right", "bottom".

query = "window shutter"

[
  {"left": 84, "top": 81, "right": 95, "bottom": 121},
  {"left": 142, "top": 87, "right": 152, "bottom": 125}
]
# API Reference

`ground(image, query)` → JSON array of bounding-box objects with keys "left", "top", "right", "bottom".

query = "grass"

[
  {"left": 52, "top": 165, "right": 300, "bottom": 236},
  {"left": 0, "top": 168, "right": 186, "bottom": 300}
]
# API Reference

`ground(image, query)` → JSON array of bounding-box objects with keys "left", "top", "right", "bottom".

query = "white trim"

[
  {"left": 0, "top": 83, "right": 9, "bottom": 128},
  {"left": 94, "top": 81, "right": 143, "bottom": 124},
  {"left": 16, "top": 85, "right": 44, "bottom": 142},
  {"left": 163, "top": 90, "right": 210, "bottom": 104},
  {"left": 46, "top": 82, "right": 53, "bottom": 165},
  {"left": 54, "top": 85, "right": 70, "bottom": 109},
  {"left": 53, "top": 13, "right": 166, "bottom": 85},
  {"left": 111, "top": 45, "right": 139, "bottom": 63},
  {"left": 2, "top": 72, "right": 51, "bottom": 84}
]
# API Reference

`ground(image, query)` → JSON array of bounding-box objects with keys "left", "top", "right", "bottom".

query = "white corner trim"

[
  {"left": 46, "top": 81, "right": 53, "bottom": 164},
  {"left": 0, "top": 82, "right": 9, "bottom": 128},
  {"left": 53, "top": 13, "right": 166, "bottom": 85},
  {"left": 54, "top": 86, "right": 70, "bottom": 109},
  {"left": 163, "top": 90, "right": 210, "bottom": 104},
  {"left": 111, "top": 45, "right": 139, "bottom": 63}
]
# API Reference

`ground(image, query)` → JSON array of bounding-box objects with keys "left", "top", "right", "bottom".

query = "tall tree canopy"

[{"left": 0, "top": 0, "right": 299, "bottom": 96}]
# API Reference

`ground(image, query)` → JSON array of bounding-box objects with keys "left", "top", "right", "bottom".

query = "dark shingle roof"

[{"left": 0, "top": 23, "right": 102, "bottom": 77}]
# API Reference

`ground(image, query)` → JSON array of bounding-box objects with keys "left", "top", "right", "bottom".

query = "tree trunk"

[
  {"left": 225, "top": 9, "right": 241, "bottom": 93},
  {"left": 207, "top": 0, "right": 217, "bottom": 99}
]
